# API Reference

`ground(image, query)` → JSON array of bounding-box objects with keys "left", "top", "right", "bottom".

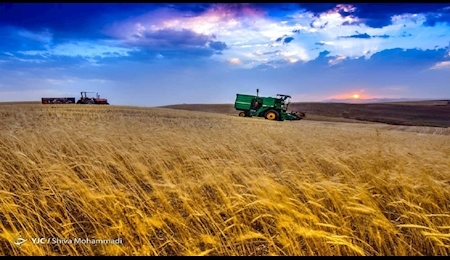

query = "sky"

[{"left": 0, "top": 3, "right": 449, "bottom": 106}]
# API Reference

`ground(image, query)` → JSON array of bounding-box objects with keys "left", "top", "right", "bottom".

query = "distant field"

[
  {"left": 161, "top": 100, "right": 450, "bottom": 128},
  {"left": 0, "top": 103, "right": 449, "bottom": 256}
]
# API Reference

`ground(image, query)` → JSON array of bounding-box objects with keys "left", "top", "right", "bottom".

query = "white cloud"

[
  {"left": 46, "top": 78, "right": 75, "bottom": 85},
  {"left": 51, "top": 41, "right": 132, "bottom": 58},
  {"left": 17, "top": 40, "right": 134, "bottom": 65},
  {"left": 228, "top": 57, "right": 241, "bottom": 65},
  {"left": 0, "top": 89, "right": 72, "bottom": 102},
  {"left": 278, "top": 44, "right": 310, "bottom": 61},
  {"left": 17, "top": 29, "right": 52, "bottom": 44},
  {"left": 10, "top": 56, "right": 46, "bottom": 63},
  {"left": 328, "top": 55, "right": 346, "bottom": 65},
  {"left": 99, "top": 5, "right": 448, "bottom": 69},
  {"left": 17, "top": 4, "right": 447, "bottom": 70},
  {"left": 86, "top": 78, "right": 111, "bottom": 84},
  {"left": 430, "top": 61, "right": 450, "bottom": 69}
]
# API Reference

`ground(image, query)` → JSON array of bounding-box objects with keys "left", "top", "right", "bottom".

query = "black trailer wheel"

[
  {"left": 239, "top": 111, "right": 246, "bottom": 117},
  {"left": 265, "top": 110, "right": 279, "bottom": 120}
]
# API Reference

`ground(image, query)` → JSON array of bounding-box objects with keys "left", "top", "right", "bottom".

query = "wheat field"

[{"left": 0, "top": 103, "right": 449, "bottom": 256}]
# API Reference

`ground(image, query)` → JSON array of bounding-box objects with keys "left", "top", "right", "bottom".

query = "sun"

[{"left": 352, "top": 94, "right": 360, "bottom": 99}]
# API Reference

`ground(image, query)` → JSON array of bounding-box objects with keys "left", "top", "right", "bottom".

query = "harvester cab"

[
  {"left": 234, "top": 89, "right": 305, "bottom": 121},
  {"left": 276, "top": 94, "right": 291, "bottom": 108},
  {"left": 277, "top": 94, "right": 291, "bottom": 103}
]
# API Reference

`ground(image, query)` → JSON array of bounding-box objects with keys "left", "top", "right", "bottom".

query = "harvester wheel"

[
  {"left": 265, "top": 110, "right": 279, "bottom": 120},
  {"left": 239, "top": 112, "right": 246, "bottom": 117}
]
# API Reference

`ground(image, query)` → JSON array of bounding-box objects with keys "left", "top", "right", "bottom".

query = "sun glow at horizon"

[{"left": 352, "top": 94, "right": 360, "bottom": 99}]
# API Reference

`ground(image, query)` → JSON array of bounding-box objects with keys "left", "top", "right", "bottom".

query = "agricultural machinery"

[
  {"left": 234, "top": 89, "right": 305, "bottom": 121},
  {"left": 76, "top": 92, "right": 109, "bottom": 105},
  {"left": 41, "top": 97, "right": 76, "bottom": 104}
]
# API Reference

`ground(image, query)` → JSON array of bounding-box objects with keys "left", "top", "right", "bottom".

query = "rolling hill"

[{"left": 160, "top": 100, "right": 450, "bottom": 128}]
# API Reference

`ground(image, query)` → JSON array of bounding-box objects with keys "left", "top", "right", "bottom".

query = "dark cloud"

[
  {"left": 283, "top": 37, "right": 294, "bottom": 44},
  {"left": 318, "top": 50, "right": 330, "bottom": 57},
  {"left": 375, "top": 34, "right": 390, "bottom": 39},
  {"left": 339, "top": 32, "right": 390, "bottom": 39},
  {"left": 341, "top": 21, "right": 360, "bottom": 26},
  {"left": 340, "top": 33, "right": 371, "bottom": 39},
  {"left": 0, "top": 26, "right": 52, "bottom": 52},
  {"left": 1, "top": 28, "right": 221, "bottom": 68},
  {"left": 208, "top": 41, "right": 228, "bottom": 51},
  {"left": 401, "top": 32, "right": 413, "bottom": 37},
  {"left": 368, "top": 47, "right": 448, "bottom": 69},
  {"left": 2, "top": 3, "right": 449, "bottom": 49},
  {"left": 167, "top": 3, "right": 212, "bottom": 15},
  {"left": 252, "top": 3, "right": 301, "bottom": 15},
  {"left": 274, "top": 35, "right": 294, "bottom": 45},
  {"left": 136, "top": 29, "right": 211, "bottom": 48},
  {"left": 296, "top": 3, "right": 340, "bottom": 14},
  {"left": 122, "top": 28, "right": 223, "bottom": 59},
  {"left": 0, "top": 3, "right": 153, "bottom": 40},
  {"left": 262, "top": 50, "right": 281, "bottom": 55},
  {"left": 310, "top": 21, "right": 328, "bottom": 29},
  {"left": 303, "top": 50, "right": 331, "bottom": 67},
  {"left": 424, "top": 12, "right": 450, "bottom": 26}
]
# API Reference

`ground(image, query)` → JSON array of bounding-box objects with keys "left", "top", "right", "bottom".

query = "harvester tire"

[
  {"left": 239, "top": 111, "right": 246, "bottom": 117},
  {"left": 265, "top": 110, "right": 279, "bottom": 120}
]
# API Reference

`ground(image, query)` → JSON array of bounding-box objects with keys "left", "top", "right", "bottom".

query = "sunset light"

[{"left": 352, "top": 94, "right": 360, "bottom": 99}]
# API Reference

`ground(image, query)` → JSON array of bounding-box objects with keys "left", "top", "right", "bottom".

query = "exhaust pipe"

[{"left": 256, "top": 88, "right": 259, "bottom": 97}]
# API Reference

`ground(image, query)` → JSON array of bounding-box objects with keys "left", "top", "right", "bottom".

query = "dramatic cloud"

[
  {"left": 297, "top": 3, "right": 450, "bottom": 28},
  {"left": 0, "top": 3, "right": 449, "bottom": 105}
]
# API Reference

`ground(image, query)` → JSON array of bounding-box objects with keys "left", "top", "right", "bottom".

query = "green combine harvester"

[{"left": 234, "top": 89, "right": 305, "bottom": 121}]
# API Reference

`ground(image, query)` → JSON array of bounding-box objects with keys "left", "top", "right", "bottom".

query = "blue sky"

[{"left": 1, "top": 3, "right": 449, "bottom": 106}]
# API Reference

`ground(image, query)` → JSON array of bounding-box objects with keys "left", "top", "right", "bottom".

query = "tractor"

[
  {"left": 76, "top": 92, "right": 109, "bottom": 105},
  {"left": 234, "top": 89, "right": 305, "bottom": 121}
]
